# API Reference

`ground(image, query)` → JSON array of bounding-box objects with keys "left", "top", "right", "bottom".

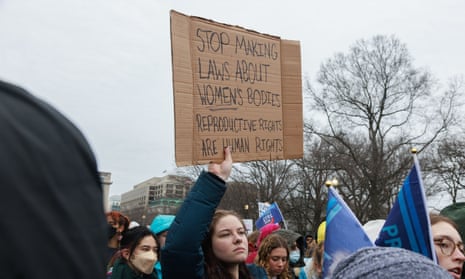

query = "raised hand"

[{"left": 207, "top": 146, "right": 232, "bottom": 181}]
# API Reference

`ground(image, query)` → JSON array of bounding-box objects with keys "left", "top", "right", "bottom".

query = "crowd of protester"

[{"left": 2, "top": 79, "right": 464, "bottom": 279}]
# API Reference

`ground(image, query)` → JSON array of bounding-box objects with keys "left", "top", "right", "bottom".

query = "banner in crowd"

[
  {"left": 255, "top": 202, "right": 284, "bottom": 230},
  {"left": 375, "top": 156, "right": 437, "bottom": 262},
  {"left": 243, "top": 219, "right": 253, "bottom": 235},
  {"left": 258, "top": 202, "right": 271, "bottom": 217},
  {"left": 323, "top": 187, "right": 374, "bottom": 277}
]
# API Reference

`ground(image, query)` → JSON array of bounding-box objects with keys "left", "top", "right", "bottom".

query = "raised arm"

[{"left": 161, "top": 147, "right": 232, "bottom": 278}]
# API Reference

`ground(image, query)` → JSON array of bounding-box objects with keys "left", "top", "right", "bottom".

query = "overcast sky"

[{"left": 1, "top": 0, "right": 464, "bottom": 199}]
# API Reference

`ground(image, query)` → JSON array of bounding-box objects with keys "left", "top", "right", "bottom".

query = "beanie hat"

[
  {"left": 317, "top": 221, "right": 326, "bottom": 245},
  {"left": 129, "top": 221, "right": 140, "bottom": 229},
  {"left": 257, "top": 223, "right": 281, "bottom": 247},
  {"left": 441, "top": 202, "right": 465, "bottom": 241},
  {"left": 150, "top": 215, "right": 175, "bottom": 235},
  {"left": 245, "top": 223, "right": 280, "bottom": 264},
  {"left": 330, "top": 247, "right": 451, "bottom": 279}
]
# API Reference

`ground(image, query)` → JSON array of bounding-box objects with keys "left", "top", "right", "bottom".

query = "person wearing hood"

[
  {"left": 0, "top": 80, "right": 106, "bottom": 278},
  {"left": 149, "top": 214, "right": 175, "bottom": 278},
  {"left": 246, "top": 223, "right": 281, "bottom": 264},
  {"left": 150, "top": 215, "right": 175, "bottom": 248}
]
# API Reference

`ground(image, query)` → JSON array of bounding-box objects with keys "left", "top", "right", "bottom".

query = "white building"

[
  {"left": 120, "top": 175, "right": 193, "bottom": 223},
  {"left": 100, "top": 171, "right": 112, "bottom": 212}
]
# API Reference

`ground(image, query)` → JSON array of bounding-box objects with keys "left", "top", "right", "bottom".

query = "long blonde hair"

[{"left": 306, "top": 242, "right": 324, "bottom": 279}]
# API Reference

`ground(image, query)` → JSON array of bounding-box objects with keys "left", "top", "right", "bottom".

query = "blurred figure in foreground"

[
  {"left": 0, "top": 80, "right": 106, "bottom": 278},
  {"left": 330, "top": 246, "right": 451, "bottom": 279}
]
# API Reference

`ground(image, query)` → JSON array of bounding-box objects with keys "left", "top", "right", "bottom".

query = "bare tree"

[
  {"left": 288, "top": 137, "right": 335, "bottom": 234},
  {"left": 174, "top": 165, "right": 206, "bottom": 180},
  {"left": 428, "top": 137, "right": 465, "bottom": 203},
  {"left": 218, "top": 181, "right": 258, "bottom": 218},
  {"left": 306, "top": 35, "right": 456, "bottom": 220},
  {"left": 234, "top": 159, "right": 297, "bottom": 208}
]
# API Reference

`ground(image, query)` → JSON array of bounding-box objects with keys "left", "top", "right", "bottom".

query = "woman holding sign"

[{"left": 161, "top": 147, "right": 267, "bottom": 279}]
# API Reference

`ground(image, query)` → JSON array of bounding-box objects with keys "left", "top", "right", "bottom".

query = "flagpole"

[
  {"left": 325, "top": 178, "right": 338, "bottom": 190},
  {"left": 411, "top": 147, "right": 438, "bottom": 264},
  {"left": 325, "top": 180, "right": 332, "bottom": 188},
  {"left": 411, "top": 147, "right": 419, "bottom": 166}
]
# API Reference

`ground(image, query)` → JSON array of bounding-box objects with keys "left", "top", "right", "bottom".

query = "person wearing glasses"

[{"left": 430, "top": 213, "right": 465, "bottom": 279}]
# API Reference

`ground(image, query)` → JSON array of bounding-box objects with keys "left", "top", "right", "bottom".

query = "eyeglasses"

[{"left": 434, "top": 236, "right": 465, "bottom": 256}]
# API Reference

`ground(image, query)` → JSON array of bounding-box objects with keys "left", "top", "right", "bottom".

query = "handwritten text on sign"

[
  {"left": 171, "top": 10, "right": 302, "bottom": 166},
  {"left": 192, "top": 20, "right": 283, "bottom": 160}
]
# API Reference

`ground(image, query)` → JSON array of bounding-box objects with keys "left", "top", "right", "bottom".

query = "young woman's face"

[
  {"left": 267, "top": 247, "right": 288, "bottom": 276},
  {"left": 134, "top": 236, "right": 158, "bottom": 256},
  {"left": 432, "top": 221, "right": 465, "bottom": 279},
  {"left": 212, "top": 215, "right": 248, "bottom": 263},
  {"left": 123, "top": 235, "right": 158, "bottom": 261}
]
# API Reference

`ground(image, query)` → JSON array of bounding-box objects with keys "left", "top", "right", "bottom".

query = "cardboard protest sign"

[{"left": 170, "top": 10, "right": 303, "bottom": 166}]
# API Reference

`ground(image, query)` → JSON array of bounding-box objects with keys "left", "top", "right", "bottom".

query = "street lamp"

[
  {"left": 331, "top": 178, "right": 339, "bottom": 187},
  {"left": 244, "top": 204, "right": 249, "bottom": 219},
  {"left": 141, "top": 215, "right": 146, "bottom": 226}
]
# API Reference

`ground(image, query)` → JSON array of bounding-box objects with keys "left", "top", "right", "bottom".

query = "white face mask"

[
  {"left": 289, "top": 250, "right": 300, "bottom": 263},
  {"left": 130, "top": 250, "right": 157, "bottom": 274}
]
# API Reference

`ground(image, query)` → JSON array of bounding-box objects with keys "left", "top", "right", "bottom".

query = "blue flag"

[
  {"left": 255, "top": 202, "right": 285, "bottom": 230},
  {"left": 323, "top": 187, "right": 374, "bottom": 277},
  {"left": 375, "top": 157, "right": 437, "bottom": 263}
]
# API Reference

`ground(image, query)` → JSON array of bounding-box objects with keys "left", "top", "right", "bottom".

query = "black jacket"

[{"left": 0, "top": 80, "right": 106, "bottom": 278}]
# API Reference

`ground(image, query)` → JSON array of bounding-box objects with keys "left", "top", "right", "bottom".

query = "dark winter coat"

[
  {"left": 161, "top": 171, "right": 267, "bottom": 279},
  {"left": 161, "top": 171, "right": 225, "bottom": 278},
  {"left": 109, "top": 258, "right": 157, "bottom": 279},
  {"left": 0, "top": 80, "right": 106, "bottom": 278}
]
